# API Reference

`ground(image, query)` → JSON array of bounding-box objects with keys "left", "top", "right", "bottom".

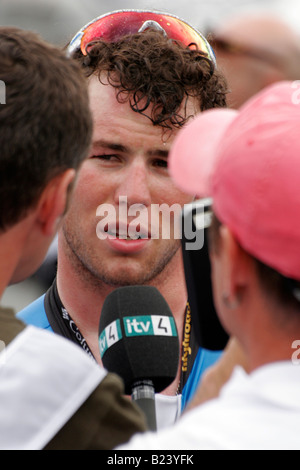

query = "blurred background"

[
  {"left": 1, "top": 0, "right": 300, "bottom": 46},
  {"left": 2, "top": 0, "right": 300, "bottom": 311}
]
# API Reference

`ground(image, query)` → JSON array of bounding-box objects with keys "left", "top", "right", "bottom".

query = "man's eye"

[
  {"left": 91, "top": 154, "right": 119, "bottom": 162},
  {"left": 153, "top": 159, "right": 168, "bottom": 169}
]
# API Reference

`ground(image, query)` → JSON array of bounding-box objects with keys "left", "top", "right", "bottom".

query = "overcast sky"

[{"left": 0, "top": 0, "right": 300, "bottom": 46}]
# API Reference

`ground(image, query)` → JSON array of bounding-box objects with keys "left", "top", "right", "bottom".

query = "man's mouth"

[
  {"left": 99, "top": 222, "right": 152, "bottom": 254},
  {"left": 104, "top": 224, "right": 150, "bottom": 240}
]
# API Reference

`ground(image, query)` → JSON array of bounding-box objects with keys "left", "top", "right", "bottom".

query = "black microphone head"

[{"left": 99, "top": 286, "right": 179, "bottom": 394}]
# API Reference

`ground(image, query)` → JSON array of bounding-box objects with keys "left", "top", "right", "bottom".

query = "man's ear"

[
  {"left": 219, "top": 225, "right": 253, "bottom": 304},
  {"left": 36, "top": 169, "right": 76, "bottom": 236}
]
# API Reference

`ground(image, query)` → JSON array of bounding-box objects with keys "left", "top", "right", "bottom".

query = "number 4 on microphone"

[{"left": 99, "top": 319, "right": 122, "bottom": 357}]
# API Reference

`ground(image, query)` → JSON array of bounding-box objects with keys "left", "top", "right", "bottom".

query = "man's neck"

[
  {"left": 234, "top": 290, "right": 300, "bottom": 373},
  {"left": 0, "top": 222, "right": 32, "bottom": 301}
]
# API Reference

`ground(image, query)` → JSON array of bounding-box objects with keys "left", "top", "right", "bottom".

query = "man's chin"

[
  {"left": 98, "top": 270, "right": 155, "bottom": 287},
  {"left": 98, "top": 246, "right": 180, "bottom": 287}
]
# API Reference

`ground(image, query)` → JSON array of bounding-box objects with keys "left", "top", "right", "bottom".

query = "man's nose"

[{"left": 114, "top": 160, "right": 152, "bottom": 208}]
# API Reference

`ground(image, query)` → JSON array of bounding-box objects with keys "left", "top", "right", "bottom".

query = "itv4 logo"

[
  {"left": 99, "top": 319, "right": 122, "bottom": 358},
  {"left": 124, "top": 315, "right": 177, "bottom": 337},
  {"left": 99, "top": 315, "right": 178, "bottom": 359}
]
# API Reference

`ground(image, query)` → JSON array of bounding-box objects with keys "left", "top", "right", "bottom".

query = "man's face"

[{"left": 61, "top": 75, "right": 197, "bottom": 287}]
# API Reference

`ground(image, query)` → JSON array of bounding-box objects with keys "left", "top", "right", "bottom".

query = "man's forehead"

[
  {"left": 88, "top": 74, "right": 120, "bottom": 110},
  {"left": 88, "top": 73, "right": 200, "bottom": 129}
]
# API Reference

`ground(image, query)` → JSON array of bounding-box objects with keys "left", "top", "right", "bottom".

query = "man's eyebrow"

[
  {"left": 92, "top": 139, "right": 169, "bottom": 158},
  {"left": 147, "top": 149, "right": 169, "bottom": 158},
  {"left": 92, "top": 140, "right": 128, "bottom": 152}
]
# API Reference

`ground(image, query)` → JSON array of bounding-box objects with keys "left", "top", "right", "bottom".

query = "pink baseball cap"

[
  {"left": 169, "top": 108, "right": 238, "bottom": 196},
  {"left": 169, "top": 80, "right": 300, "bottom": 280}
]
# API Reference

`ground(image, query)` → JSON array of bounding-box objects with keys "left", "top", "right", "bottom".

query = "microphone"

[{"left": 98, "top": 285, "right": 179, "bottom": 431}]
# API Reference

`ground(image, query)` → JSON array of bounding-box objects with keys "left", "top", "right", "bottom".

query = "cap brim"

[{"left": 169, "top": 108, "right": 238, "bottom": 196}]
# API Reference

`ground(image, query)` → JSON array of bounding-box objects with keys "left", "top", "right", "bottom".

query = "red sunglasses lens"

[{"left": 68, "top": 10, "right": 215, "bottom": 63}]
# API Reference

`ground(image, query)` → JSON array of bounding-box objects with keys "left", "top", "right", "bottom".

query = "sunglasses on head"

[{"left": 67, "top": 9, "right": 216, "bottom": 65}]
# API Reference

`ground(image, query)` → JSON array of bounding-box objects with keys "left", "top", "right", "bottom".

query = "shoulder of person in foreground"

[{"left": 0, "top": 323, "right": 147, "bottom": 450}]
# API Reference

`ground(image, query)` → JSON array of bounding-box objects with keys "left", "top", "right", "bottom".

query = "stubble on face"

[{"left": 61, "top": 218, "right": 181, "bottom": 290}]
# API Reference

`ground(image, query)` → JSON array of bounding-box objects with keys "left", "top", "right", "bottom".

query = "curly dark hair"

[{"left": 71, "top": 30, "right": 228, "bottom": 129}]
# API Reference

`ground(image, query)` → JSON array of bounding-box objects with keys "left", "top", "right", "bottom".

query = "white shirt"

[
  {"left": 155, "top": 393, "right": 181, "bottom": 430},
  {"left": 0, "top": 326, "right": 106, "bottom": 450},
  {"left": 118, "top": 361, "right": 300, "bottom": 450}
]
